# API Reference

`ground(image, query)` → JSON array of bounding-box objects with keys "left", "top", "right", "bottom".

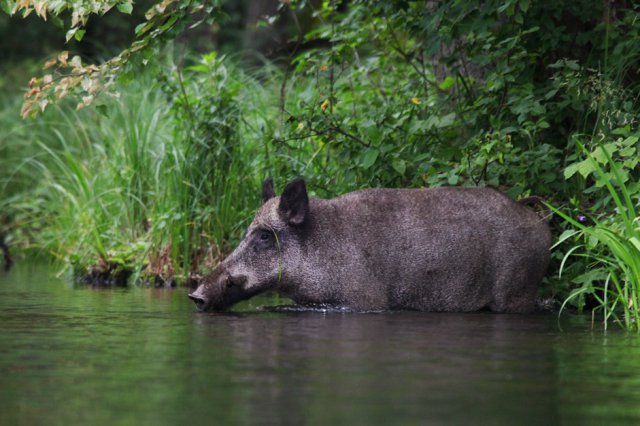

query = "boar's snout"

[
  {"left": 188, "top": 290, "right": 209, "bottom": 312},
  {"left": 189, "top": 292, "right": 209, "bottom": 312},
  {"left": 188, "top": 267, "right": 250, "bottom": 312},
  {"left": 188, "top": 293, "right": 207, "bottom": 311}
]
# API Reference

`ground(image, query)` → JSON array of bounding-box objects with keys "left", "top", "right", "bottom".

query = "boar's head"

[{"left": 188, "top": 177, "right": 309, "bottom": 311}]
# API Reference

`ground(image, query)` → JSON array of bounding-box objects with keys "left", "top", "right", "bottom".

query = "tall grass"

[
  {"left": 0, "top": 65, "right": 268, "bottom": 283},
  {"left": 1, "top": 83, "right": 171, "bottom": 274},
  {"left": 553, "top": 143, "right": 640, "bottom": 331}
]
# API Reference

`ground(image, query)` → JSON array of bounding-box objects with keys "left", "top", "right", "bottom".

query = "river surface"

[{"left": 2, "top": 263, "right": 640, "bottom": 425}]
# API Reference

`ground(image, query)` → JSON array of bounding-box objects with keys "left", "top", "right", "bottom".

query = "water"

[{"left": 2, "top": 263, "right": 640, "bottom": 425}]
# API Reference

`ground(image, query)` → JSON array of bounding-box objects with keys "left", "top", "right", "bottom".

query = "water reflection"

[
  {"left": 191, "top": 312, "right": 566, "bottom": 425},
  {"left": 2, "top": 264, "right": 640, "bottom": 425}
]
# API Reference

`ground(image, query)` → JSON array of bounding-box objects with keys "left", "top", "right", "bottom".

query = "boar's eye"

[
  {"left": 253, "top": 228, "right": 275, "bottom": 251},
  {"left": 260, "top": 230, "right": 271, "bottom": 241}
]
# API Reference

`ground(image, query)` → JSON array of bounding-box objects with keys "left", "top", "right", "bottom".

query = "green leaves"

[
  {"left": 564, "top": 136, "right": 639, "bottom": 191},
  {"left": 429, "top": 113, "right": 456, "bottom": 129},
  {"left": 564, "top": 159, "right": 594, "bottom": 180},
  {"left": 10, "top": 0, "right": 134, "bottom": 31},
  {"left": 116, "top": 1, "right": 132, "bottom": 14},
  {"left": 360, "top": 149, "right": 379, "bottom": 170},
  {"left": 438, "top": 76, "right": 456, "bottom": 91},
  {"left": 16, "top": 0, "right": 225, "bottom": 118},
  {"left": 0, "top": 0, "right": 12, "bottom": 14},
  {"left": 391, "top": 159, "right": 406, "bottom": 176},
  {"left": 65, "top": 28, "right": 86, "bottom": 42}
]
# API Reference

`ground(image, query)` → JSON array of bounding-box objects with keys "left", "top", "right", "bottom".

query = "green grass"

[
  {"left": 0, "top": 68, "right": 265, "bottom": 283},
  {"left": 1, "top": 82, "right": 170, "bottom": 274},
  {"left": 553, "top": 143, "right": 640, "bottom": 331}
]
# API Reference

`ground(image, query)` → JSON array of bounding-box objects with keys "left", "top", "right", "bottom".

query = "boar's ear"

[
  {"left": 262, "top": 177, "right": 276, "bottom": 204},
  {"left": 279, "top": 178, "right": 309, "bottom": 226}
]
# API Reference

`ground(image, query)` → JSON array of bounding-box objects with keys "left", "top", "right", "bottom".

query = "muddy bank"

[
  {"left": 79, "top": 264, "right": 204, "bottom": 288},
  {"left": 74, "top": 241, "right": 228, "bottom": 287},
  {"left": 80, "top": 261, "right": 133, "bottom": 286}
]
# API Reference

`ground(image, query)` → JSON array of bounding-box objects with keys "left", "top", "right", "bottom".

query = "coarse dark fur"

[{"left": 189, "top": 178, "right": 551, "bottom": 313}]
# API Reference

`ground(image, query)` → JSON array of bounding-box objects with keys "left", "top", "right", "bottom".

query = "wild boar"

[{"left": 189, "top": 178, "right": 551, "bottom": 313}]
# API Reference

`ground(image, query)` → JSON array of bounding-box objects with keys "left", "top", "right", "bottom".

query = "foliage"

[
  {"left": 1, "top": 79, "right": 172, "bottom": 275},
  {"left": 0, "top": 60, "right": 268, "bottom": 283},
  {"left": 1, "top": 0, "right": 640, "bottom": 321},
  {"left": 5, "top": 0, "right": 636, "bottom": 197},
  {"left": 6, "top": 0, "right": 224, "bottom": 118},
  {"left": 553, "top": 141, "right": 640, "bottom": 331},
  {"left": 2, "top": 0, "right": 132, "bottom": 37},
  {"left": 538, "top": 3, "right": 640, "bottom": 329},
  {"left": 150, "top": 52, "right": 260, "bottom": 281}
]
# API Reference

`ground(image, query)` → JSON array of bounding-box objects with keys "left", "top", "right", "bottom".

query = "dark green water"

[{"left": 2, "top": 263, "right": 640, "bottom": 425}]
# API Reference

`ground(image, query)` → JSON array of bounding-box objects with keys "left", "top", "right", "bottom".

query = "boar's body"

[
  {"left": 277, "top": 187, "right": 549, "bottom": 312},
  {"left": 190, "top": 180, "right": 551, "bottom": 313}
]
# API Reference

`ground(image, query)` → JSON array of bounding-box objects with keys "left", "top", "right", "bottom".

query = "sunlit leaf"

[
  {"left": 116, "top": 2, "right": 132, "bottom": 14},
  {"left": 74, "top": 29, "right": 86, "bottom": 41},
  {"left": 438, "top": 76, "right": 455, "bottom": 91}
]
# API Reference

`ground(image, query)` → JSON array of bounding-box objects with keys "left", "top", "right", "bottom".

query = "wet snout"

[
  {"left": 188, "top": 288, "right": 209, "bottom": 312},
  {"left": 188, "top": 265, "right": 251, "bottom": 312}
]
